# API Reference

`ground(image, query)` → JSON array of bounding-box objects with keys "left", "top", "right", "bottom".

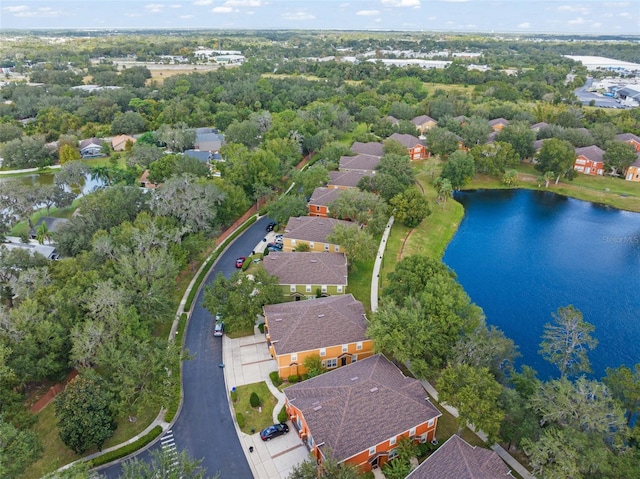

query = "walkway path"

[
  {"left": 0, "top": 165, "right": 61, "bottom": 175},
  {"left": 372, "top": 215, "right": 535, "bottom": 479},
  {"left": 370, "top": 215, "right": 394, "bottom": 312},
  {"left": 421, "top": 380, "right": 535, "bottom": 479}
]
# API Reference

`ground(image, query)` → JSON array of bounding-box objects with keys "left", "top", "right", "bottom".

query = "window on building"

[
  {"left": 389, "top": 436, "right": 396, "bottom": 446},
  {"left": 428, "top": 419, "right": 435, "bottom": 427},
  {"left": 334, "top": 245, "right": 340, "bottom": 252},
  {"left": 291, "top": 353, "right": 297, "bottom": 362},
  {"left": 316, "top": 206, "right": 320, "bottom": 212},
  {"left": 388, "top": 448, "right": 398, "bottom": 460},
  {"left": 290, "top": 285, "right": 296, "bottom": 292},
  {"left": 342, "top": 344, "right": 348, "bottom": 353},
  {"left": 320, "top": 348, "right": 326, "bottom": 357},
  {"left": 326, "top": 358, "right": 337, "bottom": 368},
  {"left": 291, "top": 239, "right": 296, "bottom": 245},
  {"left": 337, "top": 285, "right": 343, "bottom": 293},
  {"left": 306, "top": 285, "right": 312, "bottom": 293},
  {"left": 356, "top": 342, "right": 363, "bottom": 350},
  {"left": 410, "top": 427, "right": 416, "bottom": 436},
  {"left": 321, "top": 285, "right": 327, "bottom": 293},
  {"left": 324, "top": 243, "right": 329, "bottom": 251},
  {"left": 309, "top": 242, "right": 315, "bottom": 248},
  {"left": 369, "top": 446, "right": 376, "bottom": 456},
  {"left": 351, "top": 355, "right": 357, "bottom": 363}
]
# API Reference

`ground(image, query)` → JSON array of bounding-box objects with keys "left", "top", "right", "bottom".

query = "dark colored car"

[
  {"left": 267, "top": 243, "right": 283, "bottom": 252},
  {"left": 260, "top": 423, "right": 289, "bottom": 441},
  {"left": 266, "top": 222, "right": 277, "bottom": 232},
  {"left": 213, "top": 321, "right": 224, "bottom": 337},
  {"left": 235, "top": 257, "right": 246, "bottom": 268}
]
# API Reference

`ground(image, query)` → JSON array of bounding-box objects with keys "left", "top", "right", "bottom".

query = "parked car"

[
  {"left": 260, "top": 423, "right": 289, "bottom": 441},
  {"left": 275, "top": 234, "right": 284, "bottom": 241},
  {"left": 267, "top": 243, "right": 283, "bottom": 252},
  {"left": 213, "top": 321, "right": 224, "bottom": 337},
  {"left": 266, "top": 222, "right": 277, "bottom": 232},
  {"left": 235, "top": 257, "right": 246, "bottom": 268}
]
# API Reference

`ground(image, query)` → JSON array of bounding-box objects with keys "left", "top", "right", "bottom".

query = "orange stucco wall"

[
  {"left": 267, "top": 339, "right": 375, "bottom": 379},
  {"left": 286, "top": 400, "right": 438, "bottom": 473}
]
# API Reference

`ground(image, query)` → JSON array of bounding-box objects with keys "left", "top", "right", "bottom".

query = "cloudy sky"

[{"left": 1, "top": 1, "right": 638, "bottom": 35}]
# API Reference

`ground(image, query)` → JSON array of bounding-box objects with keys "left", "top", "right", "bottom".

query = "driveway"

[{"left": 100, "top": 216, "right": 274, "bottom": 479}]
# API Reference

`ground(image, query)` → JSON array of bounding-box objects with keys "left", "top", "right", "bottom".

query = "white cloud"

[
  {"left": 357, "top": 10, "right": 380, "bottom": 16},
  {"left": 3, "top": 5, "right": 29, "bottom": 13},
  {"left": 125, "top": 13, "right": 142, "bottom": 17},
  {"left": 212, "top": 6, "right": 234, "bottom": 13},
  {"left": 193, "top": 0, "right": 213, "bottom": 5},
  {"left": 180, "top": 14, "right": 194, "bottom": 18},
  {"left": 603, "top": 2, "right": 630, "bottom": 6},
  {"left": 11, "top": 6, "right": 63, "bottom": 18},
  {"left": 518, "top": 22, "right": 531, "bottom": 28},
  {"left": 340, "top": 3, "right": 350, "bottom": 7},
  {"left": 591, "top": 22, "right": 602, "bottom": 27},
  {"left": 557, "top": 5, "right": 590, "bottom": 14},
  {"left": 618, "top": 12, "right": 631, "bottom": 17},
  {"left": 568, "top": 17, "right": 585, "bottom": 25},
  {"left": 381, "top": 0, "right": 421, "bottom": 7},
  {"left": 145, "top": 4, "right": 165, "bottom": 13},
  {"left": 171, "top": 4, "right": 182, "bottom": 8},
  {"left": 225, "top": 0, "right": 262, "bottom": 6},
  {"left": 282, "top": 10, "right": 315, "bottom": 20}
]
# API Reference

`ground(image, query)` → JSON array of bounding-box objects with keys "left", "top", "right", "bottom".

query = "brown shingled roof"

[
  {"left": 263, "top": 294, "right": 368, "bottom": 355},
  {"left": 308, "top": 187, "right": 343, "bottom": 208},
  {"left": 339, "top": 154, "right": 381, "bottom": 172},
  {"left": 285, "top": 354, "right": 441, "bottom": 463},
  {"left": 329, "top": 170, "right": 374, "bottom": 188},
  {"left": 488, "top": 118, "right": 509, "bottom": 127},
  {"left": 406, "top": 435, "right": 511, "bottom": 479},
  {"left": 262, "top": 252, "right": 348, "bottom": 287},
  {"left": 389, "top": 132, "right": 426, "bottom": 148},
  {"left": 575, "top": 145, "right": 604, "bottom": 163},
  {"left": 284, "top": 216, "right": 356, "bottom": 244},
  {"left": 351, "top": 141, "right": 384, "bottom": 157},
  {"left": 412, "top": 115, "right": 436, "bottom": 126},
  {"left": 617, "top": 133, "right": 640, "bottom": 144}
]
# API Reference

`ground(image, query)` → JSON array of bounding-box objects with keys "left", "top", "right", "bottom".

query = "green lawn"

[
  {"left": 466, "top": 162, "right": 640, "bottom": 212},
  {"left": 20, "top": 399, "right": 160, "bottom": 479},
  {"left": 231, "top": 381, "right": 278, "bottom": 435},
  {"left": 347, "top": 256, "right": 375, "bottom": 313}
]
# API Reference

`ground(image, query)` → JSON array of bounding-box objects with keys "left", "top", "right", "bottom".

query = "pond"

[
  {"left": 443, "top": 189, "right": 640, "bottom": 379},
  {"left": 0, "top": 171, "right": 103, "bottom": 196}
]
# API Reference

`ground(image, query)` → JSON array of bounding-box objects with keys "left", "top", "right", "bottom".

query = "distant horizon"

[{"left": 2, "top": 1, "right": 639, "bottom": 36}]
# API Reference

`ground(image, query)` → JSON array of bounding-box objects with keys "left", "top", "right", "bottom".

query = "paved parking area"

[{"left": 223, "top": 329, "right": 310, "bottom": 479}]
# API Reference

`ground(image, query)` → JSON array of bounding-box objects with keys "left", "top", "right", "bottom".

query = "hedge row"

[
  {"left": 89, "top": 426, "right": 163, "bottom": 468},
  {"left": 183, "top": 215, "right": 258, "bottom": 312}
]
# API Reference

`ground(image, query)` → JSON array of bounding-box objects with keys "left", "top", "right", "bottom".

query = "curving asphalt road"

[{"left": 100, "top": 216, "right": 273, "bottom": 479}]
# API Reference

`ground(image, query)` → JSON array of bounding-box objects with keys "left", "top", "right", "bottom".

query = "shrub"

[
  {"left": 249, "top": 392, "right": 261, "bottom": 408},
  {"left": 263, "top": 248, "right": 269, "bottom": 257},
  {"left": 258, "top": 323, "right": 265, "bottom": 333},
  {"left": 230, "top": 389, "right": 238, "bottom": 402},
  {"left": 236, "top": 413, "right": 245, "bottom": 429},
  {"left": 278, "top": 405, "right": 288, "bottom": 424},
  {"left": 269, "top": 371, "right": 283, "bottom": 387},
  {"left": 288, "top": 375, "right": 299, "bottom": 384},
  {"left": 295, "top": 243, "right": 310, "bottom": 252},
  {"left": 242, "top": 258, "right": 251, "bottom": 271},
  {"left": 89, "top": 426, "right": 162, "bottom": 468}
]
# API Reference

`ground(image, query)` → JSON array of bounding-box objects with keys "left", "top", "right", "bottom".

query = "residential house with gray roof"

[
  {"left": 406, "top": 434, "right": 512, "bottom": 479},
  {"left": 285, "top": 354, "right": 441, "bottom": 472},
  {"left": 262, "top": 252, "right": 348, "bottom": 298},
  {"left": 282, "top": 216, "right": 356, "bottom": 253},
  {"left": 263, "top": 294, "right": 373, "bottom": 378}
]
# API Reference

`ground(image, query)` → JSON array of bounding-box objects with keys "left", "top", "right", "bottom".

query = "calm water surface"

[{"left": 443, "top": 189, "right": 640, "bottom": 379}]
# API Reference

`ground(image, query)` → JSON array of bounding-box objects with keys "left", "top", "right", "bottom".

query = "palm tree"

[{"left": 35, "top": 221, "right": 50, "bottom": 245}]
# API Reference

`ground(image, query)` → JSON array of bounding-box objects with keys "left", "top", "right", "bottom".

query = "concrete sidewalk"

[
  {"left": 222, "top": 328, "right": 310, "bottom": 479},
  {"left": 421, "top": 380, "right": 536, "bottom": 479}
]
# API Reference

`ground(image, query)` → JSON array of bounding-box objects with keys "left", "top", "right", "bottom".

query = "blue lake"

[{"left": 442, "top": 189, "right": 640, "bottom": 380}]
